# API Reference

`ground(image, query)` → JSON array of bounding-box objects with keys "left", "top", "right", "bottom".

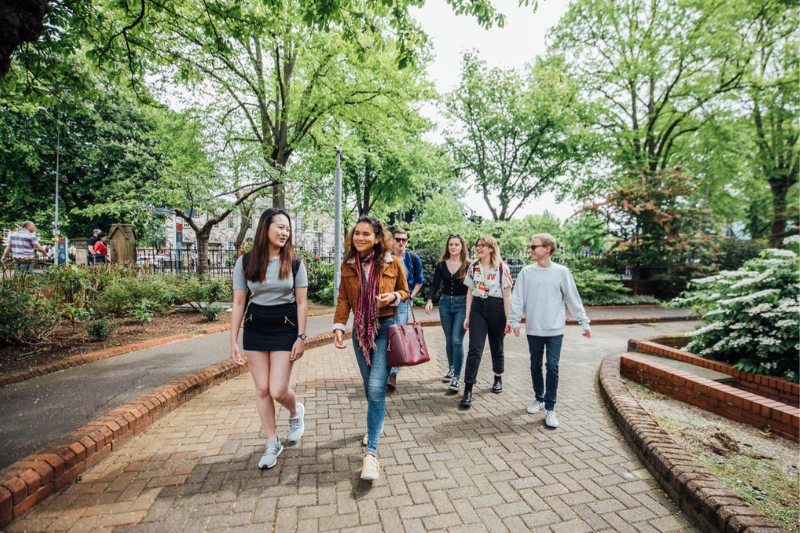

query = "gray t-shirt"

[{"left": 233, "top": 255, "right": 309, "bottom": 306}]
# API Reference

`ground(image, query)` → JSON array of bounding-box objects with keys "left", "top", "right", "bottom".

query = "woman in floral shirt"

[{"left": 460, "top": 235, "right": 513, "bottom": 407}]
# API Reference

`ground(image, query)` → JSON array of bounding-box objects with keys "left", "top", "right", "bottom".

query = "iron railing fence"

[{"left": 136, "top": 248, "right": 239, "bottom": 278}]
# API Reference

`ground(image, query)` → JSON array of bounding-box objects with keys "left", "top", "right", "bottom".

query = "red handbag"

[{"left": 385, "top": 305, "right": 430, "bottom": 368}]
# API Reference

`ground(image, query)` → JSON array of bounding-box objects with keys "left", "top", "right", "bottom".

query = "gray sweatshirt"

[{"left": 508, "top": 263, "right": 590, "bottom": 336}]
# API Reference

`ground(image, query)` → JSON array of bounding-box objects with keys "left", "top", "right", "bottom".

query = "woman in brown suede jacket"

[{"left": 333, "top": 216, "right": 409, "bottom": 482}]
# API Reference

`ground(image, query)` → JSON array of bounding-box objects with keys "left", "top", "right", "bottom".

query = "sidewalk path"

[
  {"left": 10, "top": 321, "right": 699, "bottom": 532},
  {"left": 0, "top": 307, "right": 694, "bottom": 470}
]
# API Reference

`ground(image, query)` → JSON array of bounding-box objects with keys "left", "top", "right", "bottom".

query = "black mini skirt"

[{"left": 243, "top": 301, "right": 298, "bottom": 352}]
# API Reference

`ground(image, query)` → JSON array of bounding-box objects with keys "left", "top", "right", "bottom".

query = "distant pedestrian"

[
  {"left": 332, "top": 216, "right": 409, "bottom": 481},
  {"left": 425, "top": 234, "right": 469, "bottom": 392},
  {"left": 93, "top": 233, "right": 109, "bottom": 263},
  {"left": 229, "top": 208, "right": 308, "bottom": 470},
  {"left": 460, "top": 235, "right": 513, "bottom": 408},
  {"left": 87, "top": 229, "right": 101, "bottom": 264},
  {"left": 509, "top": 233, "right": 591, "bottom": 429},
  {"left": 1, "top": 221, "right": 47, "bottom": 271},
  {"left": 387, "top": 228, "right": 423, "bottom": 391}
]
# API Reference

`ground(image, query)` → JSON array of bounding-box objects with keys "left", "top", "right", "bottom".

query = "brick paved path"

[{"left": 10, "top": 323, "right": 698, "bottom": 532}]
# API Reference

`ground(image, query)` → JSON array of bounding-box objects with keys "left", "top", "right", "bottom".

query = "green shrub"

[
  {"left": 85, "top": 318, "right": 117, "bottom": 341},
  {"left": 0, "top": 287, "right": 61, "bottom": 345},
  {"left": 128, "top": 299, "right": 155, "bottom": 325},
  {"left": 200, "top": 303, "right": 224, "bottom": 322},
  {"left": 95, "top": 275, "right": 179, "bottom": 316},
  {"left": 669, "top": 237, "right": 800, "bottom": 382},
  {"left": 62, "top": 303, "right": 93, "bottom": 326},
  {"left": 302, "top": 255, "right": 335, "bottom": 306}
]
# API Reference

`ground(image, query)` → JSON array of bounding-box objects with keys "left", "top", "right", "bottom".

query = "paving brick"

[{"left": 7, "top": 324, "right": 701, "bottom": 532}]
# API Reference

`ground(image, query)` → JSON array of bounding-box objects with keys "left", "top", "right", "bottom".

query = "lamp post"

[
  {"left": 54, "top": 114, "right": 60, "bottom": 239},
  {"left": 333, "top": 146, "right": 343, "bottom": 303}
]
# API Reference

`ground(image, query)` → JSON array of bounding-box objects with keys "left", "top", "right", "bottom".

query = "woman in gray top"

[{"left": 230, "top": 208, "right": 309, "bottom": 471}]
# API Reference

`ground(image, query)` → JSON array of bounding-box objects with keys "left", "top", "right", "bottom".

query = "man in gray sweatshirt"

[{"left": 509, "top": 233, "right": 591, "bottom": 429}]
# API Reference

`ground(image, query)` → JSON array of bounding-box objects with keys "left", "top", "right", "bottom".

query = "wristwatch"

[{"left": 297, "top": 334, "right": 307, "bottom": 340}]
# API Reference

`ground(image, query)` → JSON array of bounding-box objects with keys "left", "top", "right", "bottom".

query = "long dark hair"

[
  {"left": 343, "top": 216, "right": 392, "bottom": 267},
  {"left": 244, "top": 208, "right": 294, "bottom": 283},
  {"left": 438, "top": 234, "right": 468, "bottom": 280}
]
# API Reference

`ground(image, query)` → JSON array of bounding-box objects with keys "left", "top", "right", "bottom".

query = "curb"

[
  {"left": 597, "top": 352, "right": 786, "bottom": 533},
  {"left": 0, "top": 329, "right": 345, "bottom": 528}
]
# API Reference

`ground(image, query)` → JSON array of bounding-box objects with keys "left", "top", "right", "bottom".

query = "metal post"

[
  {"left": 54, "top": 116, "right": 60, "bottom": 239},
  {"left": 333, "top": 147, "right": 343, "bottom": 303}
]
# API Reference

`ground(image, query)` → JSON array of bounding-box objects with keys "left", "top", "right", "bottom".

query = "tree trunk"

[
  {"left": 768, "top": 177, "right": 790, "bottom": 248},
  {"left": 195, "top": 229, "right": 211, "bottom": 276},
  {"left": 233, "top": 202, "right": 254, "bottom": 251}
]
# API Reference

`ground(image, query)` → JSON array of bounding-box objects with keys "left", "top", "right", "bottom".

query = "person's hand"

[
  {"left": 424, "top": 300, "right": 433, "bottom": 314},
  {"left": 463, "top": 317, "right": 470, "bottom": 330},
  {"left": 504, "top": 321, "right": 512, "bottom": 335},
  {"left": 513, "top": 327, "right": 521, "bottom": 337},
  {"left": 0, "top": 256, "right": 6, "bottom": 264},
  {"left": 334, "top": 330, "right": 346, "bottom": 349},
  {"left": 230, "top": 343, "right": 245, "bottom": 366},
  {"left": 583, "top": 329, "right": 592, "bottom": 339},
  {"left": 376, "top": 293, "right": 395, "bottom": 308},
  {"left": 290, "top": 338, "right": 305, "bottom": 361}
]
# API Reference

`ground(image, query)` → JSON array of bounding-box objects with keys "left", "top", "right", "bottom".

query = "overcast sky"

[{"left": 411, "top": 0, "right": 577, "bottom": 221}]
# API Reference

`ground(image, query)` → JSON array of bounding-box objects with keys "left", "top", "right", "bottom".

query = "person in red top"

[{"left": 93, "top": 233, "right": 108, "bottom": 262}]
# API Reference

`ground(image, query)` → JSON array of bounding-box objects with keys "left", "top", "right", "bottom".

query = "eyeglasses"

[
  {"left": 475, "top": 243, "right": 489, "bottom": 249},
  {"left": 394, "top": 237, "right": 408, "bottom": 243},
  {"left": 530, "top": 244, "right": 548, "bottom": 251}
]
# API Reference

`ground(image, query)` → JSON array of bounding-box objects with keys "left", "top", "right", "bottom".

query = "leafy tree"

[
  {"left": 549, "top": 0, "right": 751, "bottom": 175},
  {"left": 444, "top": 53, "right": 596, "bottom": 220},
  {"left": 743, "top": 1, "right": 798, "bottom": 247},
  {"left": 585, "top": 167, "right": 722, "bottom": 295},
  {"left": 0, "top": 77, "right": 163, "bottom": 237}
]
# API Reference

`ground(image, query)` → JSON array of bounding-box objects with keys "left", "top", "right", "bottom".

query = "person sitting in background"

[
  {"left": 87, "top": 228, "right": 101, "bottom": 264},
  {"left": 93, "top": 233, "right": 108, "bottom": 263}
]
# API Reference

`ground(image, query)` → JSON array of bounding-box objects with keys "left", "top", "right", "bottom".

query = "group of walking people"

[{"left": 230, "top": 209, "right": 591, "bottom": 482}]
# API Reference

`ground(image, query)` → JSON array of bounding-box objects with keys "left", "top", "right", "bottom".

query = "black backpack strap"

[
  {"left": 242, "top": 253, "right": 252, "bottom": 304},
  {"left": 292, "top": 256, "right": 301, "bottom": 289}
]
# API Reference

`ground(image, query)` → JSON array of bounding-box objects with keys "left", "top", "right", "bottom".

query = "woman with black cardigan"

[{"left": 425, "top": 235, "right": 469, "bottom": 392}]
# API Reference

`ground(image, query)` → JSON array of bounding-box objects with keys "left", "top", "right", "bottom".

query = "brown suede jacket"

[{"left": 333, "top": 253, "right": 410, "bottom": 331}]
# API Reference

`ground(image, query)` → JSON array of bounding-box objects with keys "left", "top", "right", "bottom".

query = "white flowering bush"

[{"left": 669, "top": 236, "right": 799, "bottom": 382}]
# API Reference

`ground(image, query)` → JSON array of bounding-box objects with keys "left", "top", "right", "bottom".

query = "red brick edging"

[
  {"left": 598, "top": 353, "right": 786, "bottom": 532},
  {"left": 0, "top": 330, "right": 342, "bottom": 528},
  {"left": 621, "top": 354, "right": 799, "bottom": 442},
  {"left": 630, "top": 338, "right": 800, "bottom": 407}
]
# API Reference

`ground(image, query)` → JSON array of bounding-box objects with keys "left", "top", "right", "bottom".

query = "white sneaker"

[
  {"left": 527, "top": 400, "right": 546, "bottom": 414},
  {"left": 361, "top": 454, "right": 379, "bottom": 481},
  {"left": 288, "top": 403, "right": 305, "bottom": 445},
  {"left": 545, "top": 410, "right": 559, "bottom": 428},
  {"left": 258, "top": 437, "right": 284, "bottom": 469}
]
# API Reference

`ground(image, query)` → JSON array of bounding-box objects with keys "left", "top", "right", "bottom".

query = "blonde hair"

[
  {"left": 475, "top": 235, "right": 502, "bottom": 268},
  {"left": 532, "top": 233, "right": 556, "bottom": 256}
]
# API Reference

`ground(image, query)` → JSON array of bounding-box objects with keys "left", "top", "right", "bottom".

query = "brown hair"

[
  {"left": 393, "top": 228, "right": 409, "bottom": 237},
  {"left": 439, "top": 234, "right": 468, "bottom": 280},
  {"left": 244, "top": 208, "right": 294, "bottom": 283},
  {"left": 344, "top": 216, "right": 392, "bottom": 267}
]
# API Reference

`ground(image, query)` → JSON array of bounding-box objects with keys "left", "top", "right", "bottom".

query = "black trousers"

[{"left": 464, "top": 297, "right": 506, "bottom": 384}]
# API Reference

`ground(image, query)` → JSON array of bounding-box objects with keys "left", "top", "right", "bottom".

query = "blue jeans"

[
  {"left": 16, "top": 262, "right": 34, "bottom": 272},
  {"left": 527, "top": 335, "right": 564, "bottom": 411},
  {"left": 352, "top": 315, "right": 394, "bottom": 454},
  {"left": 438, "top": 295, "right": 467, "bottom": 377},
  {"left": 389, "top": 302, "right": 410, "bottom": 376}
]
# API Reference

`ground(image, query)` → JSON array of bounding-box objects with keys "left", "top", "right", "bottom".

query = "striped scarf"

[{"left": 353, "top": 250, "right": 381, "bottom": 365}]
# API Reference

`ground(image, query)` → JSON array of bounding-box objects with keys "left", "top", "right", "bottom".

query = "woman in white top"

[
  {"left": 460, "top": 235, "right": 513, "bottom": 407},
  {"left": 230, "top": 208, "right": 309, "bottom": 471}
]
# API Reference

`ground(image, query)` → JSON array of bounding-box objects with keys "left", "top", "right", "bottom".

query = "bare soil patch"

[
  {"left": 627, "top": 380, "right": 800, "bottom": 532},
  {"left": 0, "top": 302, "right": 334, "bottom": 375}
]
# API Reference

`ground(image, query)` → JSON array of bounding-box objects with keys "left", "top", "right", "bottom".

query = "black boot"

[
  {"left": 492, "top": 376, "right": 503, "bottom": 394},
  {"left": 460, "top": 383, "right": 473, "bottom": 407}
]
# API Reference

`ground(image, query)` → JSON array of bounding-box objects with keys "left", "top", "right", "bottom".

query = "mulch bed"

[{"left": 0, "top": 302, "right": 335, "bottom": 375}]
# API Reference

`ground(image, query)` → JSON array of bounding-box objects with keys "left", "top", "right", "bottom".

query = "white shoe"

[
  {"left": 288, "top": 403, "right": 305, "bottom": 445},
  {"left": 527, "top": 400, "right": 546, "bottom": 414},
  {"left": 258, "top": 437, "right": 283, "bottom": 469},
  {"left": 545, "top": 410, "right": 559, "bottom": 428},
  {"left": 361, "top": 454, "right": 379, "bottom": 481}
]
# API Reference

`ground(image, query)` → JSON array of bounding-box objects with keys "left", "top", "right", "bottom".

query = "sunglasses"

[
  {"left": 394, "top": 237, "right": 408, "bottom": 243},
  {"left": 448, "top": 234, "right": 462, "bottom": 238},
  {"left": 530, "top": 244, "right": 549, "bottom": 251}
]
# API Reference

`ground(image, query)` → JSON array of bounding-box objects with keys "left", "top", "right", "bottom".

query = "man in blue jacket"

[{"left": 388, "top": 228, "right": 423, "bottom": 390}]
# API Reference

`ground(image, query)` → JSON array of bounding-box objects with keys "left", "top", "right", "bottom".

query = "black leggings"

[{"left": 464, "top": 297, "right": 506, "bottom": 384}]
